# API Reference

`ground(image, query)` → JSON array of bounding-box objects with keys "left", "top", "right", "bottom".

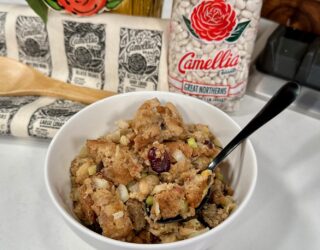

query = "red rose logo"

[
  {"left": 190, "top": 0, "right": 237, "bottom": 42},
  {"left": 57, "top": 0, "right": 107, "bottom": 16}
]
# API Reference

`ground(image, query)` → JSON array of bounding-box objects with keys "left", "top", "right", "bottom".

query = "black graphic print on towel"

[
  {"left": 28, "top": 99, "right": 85, "bottom": 139},
  {"left": 118, "top": 28, "right": 162, "bottom": 93},
  {"left": 63, "top": 21, "right": 106, "bottom": 90},
  {"left": 16, "top": 16, "right": 52, "bottom": 76},
  {"left": 0, "top": 12, "right": 7, "bottom": 56},
  {"left": 0, "top": 96, "right": 37, "bottom": 135}
]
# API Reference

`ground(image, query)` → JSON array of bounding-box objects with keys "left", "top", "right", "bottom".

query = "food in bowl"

[{"left": 70, "top": 98, "right": 236, "bottom": 243}]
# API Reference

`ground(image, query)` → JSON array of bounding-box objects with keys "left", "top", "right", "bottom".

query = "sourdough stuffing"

[{"left": 70, "top": 98, "right": 236, "bottom": 243}]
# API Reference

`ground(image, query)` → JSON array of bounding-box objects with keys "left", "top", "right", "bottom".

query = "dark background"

[{"left": 261, "top": 0, "right": 320, "bottom": 35}]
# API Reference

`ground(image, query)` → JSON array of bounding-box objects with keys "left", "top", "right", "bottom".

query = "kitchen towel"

[{"left": 0, "top": 4, "right": 169, "bottom": 139}]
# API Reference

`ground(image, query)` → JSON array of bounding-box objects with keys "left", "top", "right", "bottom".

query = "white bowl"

[{"left": 45, "top": 91, "right": 257, "bottom": 250}]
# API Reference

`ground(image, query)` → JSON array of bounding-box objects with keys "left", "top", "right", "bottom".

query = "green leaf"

[
  {"left": 43, "top": 0, "right": 63, "bottom": 11},
  {"left": 26, "top": 0, "right": 48, "bottom": 23},
  {"left": 183, "top": 15, "right": 199, "bottom": 39},
  {"left": 106, "top": 0, "right": 123, "bottom": 9},
  {"left": 226, "top": 20, "right": 251, "bottom": 42}
]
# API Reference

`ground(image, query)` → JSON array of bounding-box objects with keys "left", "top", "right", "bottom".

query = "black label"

[
  {"left": 0, "top": 12, "right": 7, "bottom": 56},
  {"left": 16, "top": 16, "right": 52, "bottom": 76},
  {"left": 118, "top": 28, "right": 163, "bottom": 93},
  {"left": 28, "top": 100, "right": 85, "bottom": 139},
  {"left": 0, "top": 96, "right": 37, "bottom": 135},
  {"left": 63, "top": 21, "right": 106, "bottom": 89}
]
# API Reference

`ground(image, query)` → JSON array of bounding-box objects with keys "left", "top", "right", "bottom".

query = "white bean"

[
  {"left": 214, "top": 76, "right": 222, "bottom": 84},
  {"left": 203, "top": 44, "right": 215, "bottom": 54},
  {"left": 194, "top": 47, "right": 203, "bottom": 56},
  {"left": 179, "top": 31, "right": 188, "bottom": 40},
  {"left": 196, "top": 71, "right": 204, "bottom": 78},
  {"left": 237, "top": 44, "right": 243, "bottom": 51},
  {"left": 178, "top": 6, "right": 186, "bottom": 15},
  {"left": 235, "top": 0, "right": 246, "bottom": 10},
  {"left": 186, "top": 43, "right": 193, "bottom": 51},
  {"left": 239, "top": 50, "right": 247, "bottom": 57},
  {"left": 203, "top": 76, "right": 211, "bottom": 83},
  {"left": 186, "top": 6, "right": 192, "bottom": 14},
  {"left": 180, "top": 1, "right": 190, "bottom": 8},
  {"left": 253, "top": 10, "right": 261, "bottom": 19},
  {"left": 175, "top": 25, "right": 183, "bottom": 34},
  {"left": 228, "top": 77, "right": 236, "bottom": 86},
  {"left": 202, "top": 54, "right": 209, "bottom": 61},
  {"left": 187, "top": 74, "right": 192, "bottom": 81},
  {"left": 246, "top": 0, "right": 260, "bottom": 12},
  {"left": 228, "top": 0, "right": 236, "bottom": 6},
  {"left": 245, "top": 29, "right": 255, "bottom": 40},
  {"left": 180, "top": 38, "right": 189, "bottom": 46},
  {"left": 222, "top": 78, "right": 228, "bottom": 85},
  {"left": 192, "top": 39, "right": 201, "bottom": 48},
  {"left": 210, "top": 72, "right": 217, "bottom": 78},
  {"left": 242, "top": 42, "right": 248, "bottom": 52},
  {"left": 241, "top": 10, "right": 253, "bottom": 19},
  {"left": 249, "top": 18, "right": 258, "bottom": 28},
  {"left": 238, "top": 36, "right": 246, "bottom": 44}
]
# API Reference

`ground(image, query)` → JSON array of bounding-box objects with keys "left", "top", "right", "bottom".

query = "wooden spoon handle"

[
  {"left": 0, "top": 77, "right": 116, "bottom": 105},
  {"left": 32, "top": 79, "right": 115, "bottom": 104},
  {"left": 0, "top": 56, "right": 116, "bottom": 104}
]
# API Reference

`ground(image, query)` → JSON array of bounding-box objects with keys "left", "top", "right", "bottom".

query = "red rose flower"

[
  {"left": 190, "top": 0, "right": 237, "bottom": 42},
  {"left": 58, "top": 0, "right": 107, "bottom": 16}
]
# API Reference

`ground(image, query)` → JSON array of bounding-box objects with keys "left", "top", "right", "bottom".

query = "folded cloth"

[{"left": 0, "top": 4, "right": 169, "bottom": 139}]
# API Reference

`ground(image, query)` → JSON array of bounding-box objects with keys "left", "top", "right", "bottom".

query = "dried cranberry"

[
  {"left": 148, "top": 147, "right": 171, "bottom": 173},
  {"left": 160, "top": 122, "right": 166, "bottom": 130},
  {"left": 204, "top": 140, "right": 213, "bottom": 149},
  {"left": 96, "top": 161, "right": 104, "bottom": 172}
]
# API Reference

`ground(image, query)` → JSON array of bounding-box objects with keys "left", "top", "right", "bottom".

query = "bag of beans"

[{"left": 168, "top": 0, "right": 262, "bottom": 112}]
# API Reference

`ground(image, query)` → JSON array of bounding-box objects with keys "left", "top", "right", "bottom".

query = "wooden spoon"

[{"left": 0, "top": 56, "right": 116, "bottom": 104}]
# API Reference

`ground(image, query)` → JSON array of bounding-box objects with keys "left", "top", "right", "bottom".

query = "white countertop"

[{"left": 1, "top": 93, "right": 320, "bottom": 250}]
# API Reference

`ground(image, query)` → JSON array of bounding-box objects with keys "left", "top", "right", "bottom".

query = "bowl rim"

[{"left": 45, "top": 91, "right": 257, "bottom": 249}]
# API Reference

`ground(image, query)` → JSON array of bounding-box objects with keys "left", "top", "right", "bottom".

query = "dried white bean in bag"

[
  {"left": 236, "top": 0, "right": 246, "bottom": 10},
  {"left": 168, "top": 0, "right": 262, "bottom": 112},
  {"left": 241, "top": 10, "right": 253, "bottom": 19}
]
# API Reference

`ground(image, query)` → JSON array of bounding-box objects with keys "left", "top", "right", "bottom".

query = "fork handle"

[{"left": 208, "top": 82, "right": 300, "bottom": 171}]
